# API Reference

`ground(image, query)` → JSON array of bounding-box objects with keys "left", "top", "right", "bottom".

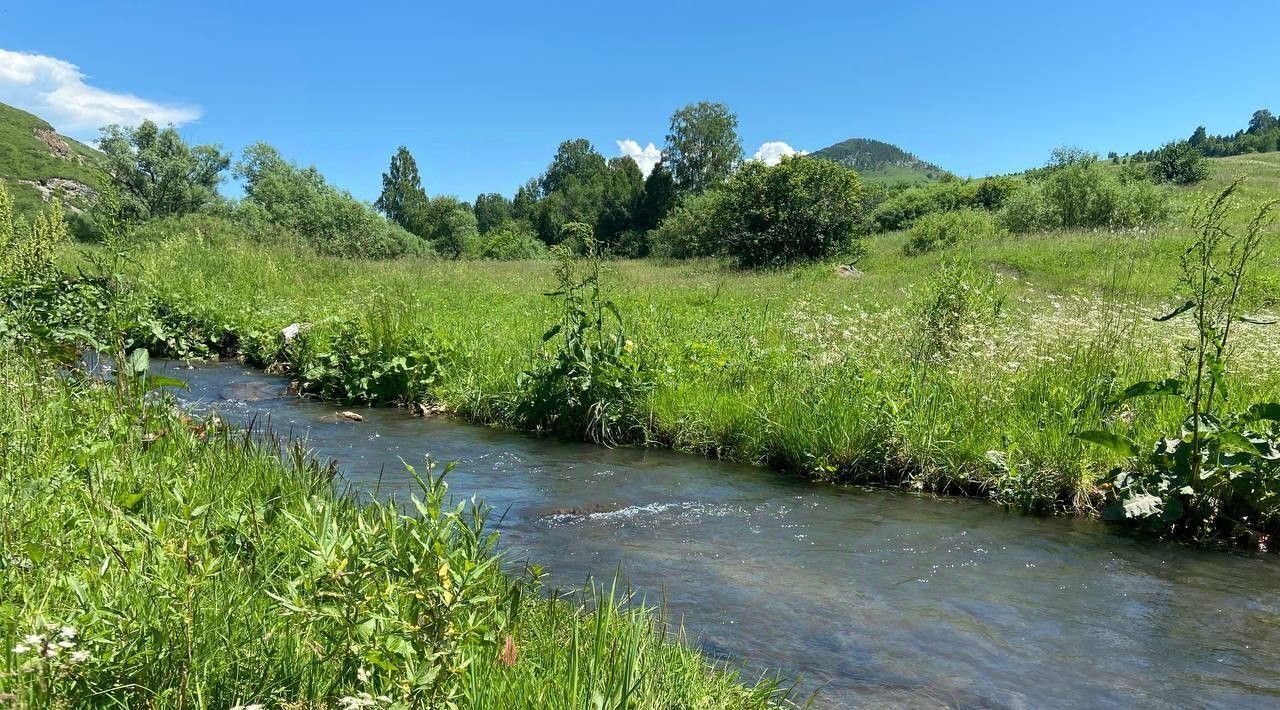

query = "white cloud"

[
  {"left": 0, "top": 48, "right": 201, "bottom": 139},
  {"left": 751, "top": 141, "right": 806, "bottom": 166},
  {"left": 616, "top": 139, "right": 662, "bottom": 177}
]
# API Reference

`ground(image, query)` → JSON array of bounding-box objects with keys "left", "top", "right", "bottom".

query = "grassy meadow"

[{"left": 108, "top": 153, "right": 1280, "bottom": 516}]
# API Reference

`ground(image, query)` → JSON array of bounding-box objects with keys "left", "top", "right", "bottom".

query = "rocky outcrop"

[
  {"left": 16, "top": 177, "right": 98, "bottom": 212},
  {"left": 33, "top": 127, "right": 77, "bottom": 162}
]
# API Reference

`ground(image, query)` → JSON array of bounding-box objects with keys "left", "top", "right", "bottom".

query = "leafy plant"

[
  {"left": 903, "top": 208, "right": 1004, "bottom": 256},
  {"left": 911, "top": 257, "right": 1006, "bottom": 358},
  {"left": 516, "top": 224, "right": 651, "bottom": 444},
  {"left": 1077, "top": 179, "right": 1280, "bottom": 543}
]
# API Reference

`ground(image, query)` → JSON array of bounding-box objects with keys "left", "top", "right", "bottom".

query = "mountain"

[
  {"left": 0, "top": 101, "right": 104, "bottom": 216},
  {"left": 809, "top": 137, "right": 947, "bottom": 186}
]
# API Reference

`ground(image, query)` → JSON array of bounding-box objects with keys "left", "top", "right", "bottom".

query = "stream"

[{"left": 157, "top": 359, "right": 1280, "bottom": 709}]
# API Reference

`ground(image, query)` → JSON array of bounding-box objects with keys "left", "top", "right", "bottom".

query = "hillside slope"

[
  {"left": 810, "top": 137, "right": 946, "bottom": 185},
  {"left": 0, "top": 101, "right": 104, "bottom": 215}
]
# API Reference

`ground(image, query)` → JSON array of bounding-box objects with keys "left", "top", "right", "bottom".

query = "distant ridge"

[{"left": 809, "top": 137, "right": 947, "bottom": 185}]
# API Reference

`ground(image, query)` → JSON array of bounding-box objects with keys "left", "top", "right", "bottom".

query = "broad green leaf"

[
  {"left": 1074, "top": 430, "right": 1139, "bottom": 458},
  {"left": 541, "top": 324, "right": 562, "bottom": 342},
  {"left": 114, "top": 492, "right": 146, "bottom": 513},
  {"left": 1122, "top": 493, "right": 1163, "bottom": 519},
  {"left": 1246, "top": 403, "right": 1280, "bottom": 422},
  {"left": 126, "top": 348, "right": 149, "bottom": 376},
  {"left": 1107, "top": 378, "right": 1182, "bottom": 405}
]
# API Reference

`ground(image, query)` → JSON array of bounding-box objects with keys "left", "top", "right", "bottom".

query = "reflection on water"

[{"left": 158, "top": 360, "right": 1280, "bottom": 709}]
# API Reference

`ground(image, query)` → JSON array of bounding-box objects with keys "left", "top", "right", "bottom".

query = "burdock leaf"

[
  {"left": 1153, "top": 301, "right": 1195, "bottom": 322},
  {"left": 1245, "top": 403, "right": 1280, "bottom": 422},
  {"left": 1074, "top": 430, "right": 1140, "bottom": 458}
]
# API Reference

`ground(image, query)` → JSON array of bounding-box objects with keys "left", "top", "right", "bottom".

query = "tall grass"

[{"left": 0, "top": 350, "right": 783, "bottom": 707}]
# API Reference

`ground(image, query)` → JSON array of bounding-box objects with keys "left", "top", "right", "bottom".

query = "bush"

[
  {"left": 912, "top": 258, "right": 1006, "bottom": 357},
  {"left": 996, "top": 182, "right": 1053, "bottom": 233},
  {"left": 652, "top": 157, "right": 864, "bottom": 268},
  {"left": 235, "top": 143, "right": 425, "bottom": 259},
  {"left": 468, "top": 222, "right": 547, "bottom": 260},
  {"left": 649, "top": 190, "right": 728, "bottom": 260},
  {"left": 999, "top": 151, "right": 1170, "bottom": 233},
  {"left": 870, "top": 179, "right": 978, "bottom": 232},
  {"left": 1148, "top": 141, "right": 1211, "bottom": 185},
  {"left": 903, "top": 208, "right": 1003, "bottom": 255}
]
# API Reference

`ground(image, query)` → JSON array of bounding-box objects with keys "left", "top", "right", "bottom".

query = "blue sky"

[{"left": 1, "top": 0, "right": 1277, "bottom": 202}]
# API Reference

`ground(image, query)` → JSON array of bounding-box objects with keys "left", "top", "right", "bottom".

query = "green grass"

[
  {"left": 0, "top": 348, "right": 783, "bottom": 708},
  {"left": 0, "top": 101, "right": 104, "bottom": 216},
  {"left": 51, "top": 154, "right": 1279, "bottom": 523}
]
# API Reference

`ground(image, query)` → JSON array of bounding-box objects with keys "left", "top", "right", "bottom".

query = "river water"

[{"left": 157, "top": 360, "right": 1280, "bottom": 709}]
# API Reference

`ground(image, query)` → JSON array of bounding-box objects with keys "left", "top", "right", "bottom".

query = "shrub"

[
  {"left": 517, "top": 228, "right": 652, "bottom": 443},
  {"left": 999, "top": 151, "right": 1170, "bottom": 233},
  {"left": 870, "top": 180, "right": 978, "bottom": 232},
  {"left": 1148, "top": 140, "right": 1211, "bottom": 185},
  {"left": 996, "top": 182, "right": 1053, "bottom": 233},
  {"left": 903, "top": 208, "right": 1003, "bottom": 256},
  {"left": 235, "top": 143, "right": 425, "bottom": 259},
  {"left": 912, "top": 258, "right": 1006, "bottom": 357},
  {"left": 468, "top": 222, "right": 547, "bottom": 260},
  {"left": 649, "top": 190, "right": 728, "bottom": 260}
]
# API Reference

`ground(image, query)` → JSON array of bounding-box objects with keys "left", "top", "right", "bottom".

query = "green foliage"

[
  {"left": 0, "top": 183, "right": 66, "bottom": 278},
  {"left": 719, "top": 157, "right": 864, "bottom": 268},
  {"left": 517, "top": 226, "right": 652, "bottom": 444},
  {"left": 652, "top": 157, "right": 865, "bottom": 267},
  {"left": 422, "top": 195, "right": 479, "bottom": 259},
  {"left": 98, "top": 120, "right": 229, "bottom": 221},
  {"left": 0, "top": 350, "right": 776, "bottom": 707},
  {"left": 903, "top": 208, "right": 1003, "bottom": 256},
  {"left": 235, "top": 143, "right": 424, "bottom": 259},
  {"left": 911, "top": 257, "right": 1006, "bottom": 357},
  {"left": 869, "top": 179, "right": 982, "bottom": 232},
  {"left": 997, "top": 149, "right": 1169, "bottom": 233},
  {"left": 649, "top": 190, "right": 727, "bottom": 260},
  {"left": 473, "top": 192, "right": 512, "bottom": 234},
  {"left": 664, "top": 102, "right": 742, "bottom": 196},
  {"left": 1078, "top": 180, "right": 1280, "bottom": 542},
  {"left": 1148, "top": 140, "right": 1211, "bottom": 185},
  {"left": 468, "top": 222, "right": 547, "bottom": 260},
  {"left": 373, "top": 146, "right": 429, "bottom": 233},
  {"left": 637, "top": 160, "right": 677, "bottom": 231}
]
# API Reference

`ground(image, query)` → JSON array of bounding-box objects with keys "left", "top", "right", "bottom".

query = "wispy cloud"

[
  {"left": 616, "top": 139, "right": 662, "bottom": 177},
  {"left": 0, "top": 48, "right": 201, "bottom": 139},
  {"left": 751, "top": 141, "right": 805, "bottom": 166}
]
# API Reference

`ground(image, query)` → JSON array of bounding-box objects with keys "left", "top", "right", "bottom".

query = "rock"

[
  {"left": 33, "top": 127, "right": 74, "bottom": 161},
  {"left": 834, "top": 264, "right": 863, "bottom": 278},
  {"left": 16, "top": 177, "right": 98, "bottom": 212},
  {"left": 339, "top": 410, "right": 364, "bottom": 422},
  {"left": 281, "top": 323, "right": 302, "bottom": 341}
]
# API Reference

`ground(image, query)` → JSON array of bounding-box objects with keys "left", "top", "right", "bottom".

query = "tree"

[
  {"left": 374, "top": 147, "right": 429, "bottom": 233},
  {"left": 663, "top": 102, "right": 741, "bottom": 196},
  {"left": 235, "top": 143, "right": 422, "bottom": 259},
  {"left": 1248, "top": 109, "right": 1276, "bottom": 134},
  {"left": 98, "top": 120, "right": 229, "bottom": 221},
  {"left": 473, "top": 192, "right": 512, "bottom": 234},
  {"left": 637, "top": 160, "right": 677, "bottom": 231},
  {"left": 653, "top": 156, "right": 864, "bottom": 268},
  {"left": 1189, "top": 126, "right": 1208, "bottom": 147},
  {"left": 1149, "top": 141, "right": 1210, "bottom": 185},
  {"left": 596, "top": 156, "right": 645, "bottom": 249},
  {"left": 420, "top": 196, "right": 477, "bottom": 258},
  {"left": 540, "top": 139, "right": 607, "bottom": 196}
]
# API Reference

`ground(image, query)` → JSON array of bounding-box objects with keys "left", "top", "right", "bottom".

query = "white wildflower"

[{"left": 69, "top": 650, "right": 91, "bottom": 663}]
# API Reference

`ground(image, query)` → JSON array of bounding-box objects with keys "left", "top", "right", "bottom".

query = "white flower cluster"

[
  {"left": 338, "top": 691, "right": 394, "bottom": 709},
  {"left": 10, "top": 623, "right": 91, "bottom": 669}
]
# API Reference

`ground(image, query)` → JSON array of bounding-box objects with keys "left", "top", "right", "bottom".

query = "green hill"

[
  {"left": 0, "top": 101, "right": 104, "bottom": 216},
  {"left": 810, "top": 137, "right": 947, "bottom": 185}
]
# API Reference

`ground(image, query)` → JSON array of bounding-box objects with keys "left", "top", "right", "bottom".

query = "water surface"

[{"left": 160, "top": 360, "right": 1280, "bottom": 709}]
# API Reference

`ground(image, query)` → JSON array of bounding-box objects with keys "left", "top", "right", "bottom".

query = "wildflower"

[
  {"left": 69, "top": 650, "right": 91, "bottom": 664},
  {"left": 231, "top": 705, "right": 264, "bottom": 710},
  {"left": 357, "top": 666, "right": 371, "bottom": 683},
  {"left": 11, "top": 644, "right": 29, "bottom": 655}
]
